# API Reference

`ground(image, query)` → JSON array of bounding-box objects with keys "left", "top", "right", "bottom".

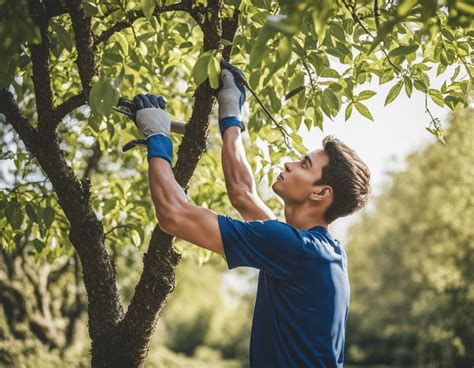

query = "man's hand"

[
  {"left": 133, "top": 93, "right": 170, "bottom": 138},
  {"left": 132, "top": 93, "right": 173, "bottom": 165},
  {"left": 217, "top": 65, "right": 246, "bottom": 137}
]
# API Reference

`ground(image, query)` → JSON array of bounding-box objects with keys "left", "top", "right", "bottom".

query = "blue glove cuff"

[
  {"left": 219, "top": 117, "right": 245, "bottom": 137},
  {"left": 146, "top": 134, "right": 173, "bottom": 165}
]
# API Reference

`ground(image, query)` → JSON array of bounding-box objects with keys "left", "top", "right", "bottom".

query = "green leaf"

[
  {"left": 141, "top": 0, "right": 155, "bottom": 19},
  {"left": 6, "top": 202, "right": 23, "bottom": 229},
  {"left": 52, "top": 22, "right": 73, "bottom": 52},
  {"left": 380, "top": 69, "right": 394, "bottom": 85},
  {"left": 193, "top": 53, "right": 211, "bottom": 86},
  {"left": 428, "top": 89, "right": 444, "bottom": 107},
  {"left": 277, "top": 36, "right": 292, "bottom": 65},
  {"left": 425, "top": 126, "right": 446, "bottom": 144},
  {"left": 43, "top": 207, "right": 55, "bottom": 228},
  {"left": 354, "top": 102, "right": 373, "bottom": 121},
  {"left": 385, "top": 81, "right": 403, "bottom": 106},
  {"left": 114, "top": 32, "right": 129, "bottom": 55},
  {"left": 89, "top": 78, "right": 118, "bottom": 116},
  {"left": 25, "top": 203, "right": 37, "bottom": 223},
  {"left": 312, "top": 2, "right": 333, "bottom": 42},
  {"left": 357, "top": 90, "right": 376, "bottom": 101},
  {"left": 219, "top": 39, "right": 233, "bottom": 46},
  {"left": 444, "top": 95, "right": 461, "bottom": 110},
  {"left": 436, "top": 63, "right": 447, "bottom": 76},
  {"left": 249, "top": 24, "right": 275, "bottom": 68},
  {"left": 345, "top": 103, "right": 353, "bottom": 121},
  {"left": 288, "top": 71, "right": 305, "bottom": 95},
  {"left": 397, "top": 0, "right": 417, "bottom": 16},
  {"left": 131, "top": 229, "right": 141, "bottom": 246},
  {"left": 82, "top": 2, "right": 98, "bottom": 16},
  {"left": 413, "top": 78, "right": 428, "bottom": 92},
  {"left": 323, "top": 88, "right": 340, "bottom": 115},
  {"left": 451, "top": 65, "right": 460, "bottom": 81},
  {"left": 404, "top": 76, "right": 413, "bottom": 97},
  {"left": 388, "top": 45, "right": 418, "bottom": 57},
  {"left": 207, "top": 54, "right": 221, "bottom": 89}
]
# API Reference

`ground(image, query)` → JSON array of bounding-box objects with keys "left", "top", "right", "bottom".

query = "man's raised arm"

[
  {"left": 217, "top": 68, "right": 275, "bottom": 221},
  {"left": 133, "top": 93, "right": 225, "bottom": 256}
]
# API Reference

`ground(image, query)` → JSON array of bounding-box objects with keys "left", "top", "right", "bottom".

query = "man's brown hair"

[{"left": 315, "top": 136, "right": 371, "bottom": 224}]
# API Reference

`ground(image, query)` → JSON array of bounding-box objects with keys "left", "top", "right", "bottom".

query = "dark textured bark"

[
  {"left": 55, "top": 92, "right": 86, "bottom": 121},
  {"left": 67, "top": 0, "right": 96, "bottom": 97},
  {"left": 82, "top": 142, "right": 103, "bottom": 180}
]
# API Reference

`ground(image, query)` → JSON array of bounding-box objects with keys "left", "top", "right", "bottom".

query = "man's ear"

[{"left": 309, "top": 185, "right": 333, "bottom": 202}]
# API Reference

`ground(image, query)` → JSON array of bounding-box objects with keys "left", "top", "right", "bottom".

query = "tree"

[
  {"left": 345, "top": 106, "right": 474, "bottom": 367},
  {"left": 0, "top": 0, "right": 472, "bottom": 366}
]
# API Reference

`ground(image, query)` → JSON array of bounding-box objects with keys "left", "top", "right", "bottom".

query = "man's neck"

[{"left": 284, "top": 204, "right": 329, "bottom": 230}]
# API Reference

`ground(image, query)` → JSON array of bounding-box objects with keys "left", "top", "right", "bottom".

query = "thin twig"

[
  {"left": 301, "top": 57, "right": 317, "bottom": 93},
  {"left": 104, "top": 224, "right": 133, "bottom": 237},
  {"left": 0, "top": 179, "right": 49, "bottom": 192},
  {"left": 424, "top": 93, "right": 437, "bottom": 123}
]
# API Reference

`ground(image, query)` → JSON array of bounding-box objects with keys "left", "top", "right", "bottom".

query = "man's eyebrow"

[{"left": 303, "top": 155, "right": 313, "bottom": 167}]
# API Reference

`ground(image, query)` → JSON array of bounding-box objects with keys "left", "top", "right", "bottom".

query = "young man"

[{"left": 132, "top": 66, "right": 371, "bottom": 367}]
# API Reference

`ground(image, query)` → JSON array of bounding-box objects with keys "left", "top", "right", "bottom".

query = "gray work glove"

[
  {"left": 133, "top": 94, "right": 170, "bottom": 138},
  {"left": 218, "top": 69, "right": 245, "bottom": 122}
]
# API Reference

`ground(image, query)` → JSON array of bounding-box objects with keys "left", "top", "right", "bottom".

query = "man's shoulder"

[{"left": 299, "top": 228, "right": 346, "bottom": 261}]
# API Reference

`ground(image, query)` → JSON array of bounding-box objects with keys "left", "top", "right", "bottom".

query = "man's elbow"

[
  {"left": 229, "top": 190, "right": 254, "bottom": 210},
  {"left": 155, "top": 207, "right": 179, "bottom": 235}
]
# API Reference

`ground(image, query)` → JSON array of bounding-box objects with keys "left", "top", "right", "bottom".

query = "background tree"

[
  {"left": 0, "top": 0, "right": 472, "bottom": 366},
  {"left": 345, "top": 105, "right": 474, "bottom": 367}
]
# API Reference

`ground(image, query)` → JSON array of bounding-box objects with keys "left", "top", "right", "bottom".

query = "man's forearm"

[
  {"left": 147, "top": 156, "right": 225, "bottom": 255},
  {"left": 148, "top": 157, "right": 187, "bottom": 228},
  {"left": 221, "top": 127, "right": 256, "bottom": 200}
]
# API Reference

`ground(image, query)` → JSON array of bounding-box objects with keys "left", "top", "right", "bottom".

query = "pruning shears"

[{"left": 112, "top": 97, "right": 186, "bottom": 152}]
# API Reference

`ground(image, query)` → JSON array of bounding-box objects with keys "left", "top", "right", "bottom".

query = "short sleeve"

[{"left": 218, "top": 215, "right": 303, "bottom": 279}]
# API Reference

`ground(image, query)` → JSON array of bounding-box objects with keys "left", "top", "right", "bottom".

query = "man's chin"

[{"left": 271, "top": 181, "right": 281, "bottom": 195}]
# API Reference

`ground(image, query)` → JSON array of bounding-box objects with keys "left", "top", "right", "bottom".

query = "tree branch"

[
  {"left": 68, "top": 0, "right": 96, "bottom": 97},
  {"left": 82, "top": 142, "right": 103, "bottom": 180},
  {"left": 29, "top": 14, "right": 58, "bottom": 134},
  {"left": 374, "top": 0, "right": 380, "bottom": 30},
  {"left": 54, "top": 92, "right": 87, "bottom": 121},
  {"left": 222, "top": 8, "right": 240, "bottom": 60},
  {"left": 0, "top": 89, "right": 39, "bottom": 154},
  {"left": 94, "top": 1, "right": 197, "bottom": 48}
]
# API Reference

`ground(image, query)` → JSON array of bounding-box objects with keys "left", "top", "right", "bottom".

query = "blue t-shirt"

[{"left": 218, "top": 215, "right": 349, "bottom": 368}]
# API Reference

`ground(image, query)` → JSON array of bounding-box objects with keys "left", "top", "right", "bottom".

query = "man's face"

[{"left": 272, "top": 149, "right": 330, "bottom": 205}]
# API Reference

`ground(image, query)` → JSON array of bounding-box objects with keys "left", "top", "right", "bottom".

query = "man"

[{"left": 132, "top": 64, "right": 371, "bottom": 367}]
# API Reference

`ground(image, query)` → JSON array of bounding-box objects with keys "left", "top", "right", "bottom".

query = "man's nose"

[{"left": 284, "top": 162, "right": 291, "bottom": 172}]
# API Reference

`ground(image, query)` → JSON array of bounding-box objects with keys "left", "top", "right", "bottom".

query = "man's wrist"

[
  {"left": 219, "top": 116, "right": 245, "bottom": 137},
  {"left": 146, "top": 134, "right": 173, "bottom": 165}
]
